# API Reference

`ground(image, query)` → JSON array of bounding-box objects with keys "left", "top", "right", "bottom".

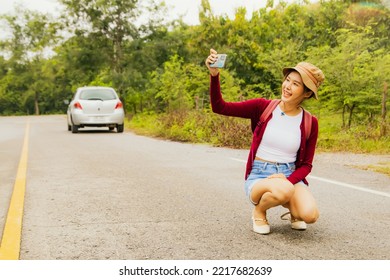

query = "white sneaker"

[
  {"left": 252, "top": 217, "right": 270, "bottom": 235},
  {"left": 281, "top": 212, "right": 307, "bottom": 230}
]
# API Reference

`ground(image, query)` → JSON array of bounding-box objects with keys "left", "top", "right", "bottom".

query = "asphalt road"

[{"left": 0, "top": 115, "right": 389, "bottom": 260}]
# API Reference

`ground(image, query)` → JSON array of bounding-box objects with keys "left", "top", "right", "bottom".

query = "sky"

[{"left": 0, "top": 0, "right": 273, "bottom": 25}]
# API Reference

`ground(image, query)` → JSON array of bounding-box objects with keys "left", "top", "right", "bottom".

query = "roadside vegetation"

[
  {"left": 1, "top": 0, "right": 389, "bottom": 162},
  {"left": 126, "top": 109, "right": 390, "bottom": 154}
]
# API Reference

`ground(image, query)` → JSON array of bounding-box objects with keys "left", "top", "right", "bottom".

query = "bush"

[{"left": 127, "top": 110, "right": 252, "bottom": 148}]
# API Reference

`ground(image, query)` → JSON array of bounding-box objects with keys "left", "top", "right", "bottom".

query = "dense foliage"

[{"left": 0, "top": 0, "right": 389, "bottom": 147}]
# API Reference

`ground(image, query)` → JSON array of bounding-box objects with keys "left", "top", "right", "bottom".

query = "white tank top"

[{"left": 256, "top": 105, "right": 302, "bottom": 163}]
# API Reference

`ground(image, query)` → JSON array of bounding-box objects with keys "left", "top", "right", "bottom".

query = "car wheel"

[
  {"left": 68, "top": 124, "right": 71, "bottom": 131},
  {"left": 71, "top": 124, "right": 79, "bottom": 133},
  {"left": 117, "top": 124, "right": 124, "bottom": 133}
]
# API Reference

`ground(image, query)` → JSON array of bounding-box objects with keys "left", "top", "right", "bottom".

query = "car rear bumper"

[{"left": 71, "top": 111, "right": 124, "bottom": 126}]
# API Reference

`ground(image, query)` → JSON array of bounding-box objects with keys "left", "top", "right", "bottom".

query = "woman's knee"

[
  {"left": 290, "top": 183, "right": 319, "bottom": 223},
  {"left": 301, "top": 210, "right": 319, "bottom": 224}
]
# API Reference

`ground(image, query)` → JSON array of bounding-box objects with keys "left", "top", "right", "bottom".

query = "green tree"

[
  {"left": 60, "top": 0, "right": 139, "bottom": 73},
  {"left": 307, "top": 27, "right": 388, "bottom": 128},
  {"left": 0, "top": 7, "right": 60, "bottom": 115}
]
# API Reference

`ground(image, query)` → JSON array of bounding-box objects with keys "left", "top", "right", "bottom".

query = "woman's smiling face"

[{"left": 281, "top": 71, "right": 312, "bottom": 105}]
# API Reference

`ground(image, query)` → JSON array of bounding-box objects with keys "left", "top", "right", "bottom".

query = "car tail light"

[
  {"left": 115, "top": 101, "right": 123, "bottom": 109},
  {"left": 74, "top": 102, "right": 83, "bottom": 109}
]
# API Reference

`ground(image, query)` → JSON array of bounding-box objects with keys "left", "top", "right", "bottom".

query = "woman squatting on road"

[{"left": 205, "top": 49, "right": 325, "bottom": 235}]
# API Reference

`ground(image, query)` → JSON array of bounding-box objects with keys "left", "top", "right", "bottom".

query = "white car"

[{"left": 67, "top": 86, "right": 125, "bottom": 133}]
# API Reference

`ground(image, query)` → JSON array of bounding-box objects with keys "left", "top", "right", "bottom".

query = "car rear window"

[{"left": 79, "top": 89, "right": 117, "bottom": 100}]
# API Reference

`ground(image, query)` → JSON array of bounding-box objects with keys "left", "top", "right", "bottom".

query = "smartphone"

[{"left": 209, "top": 54, "right": 227, "bottom": 68}]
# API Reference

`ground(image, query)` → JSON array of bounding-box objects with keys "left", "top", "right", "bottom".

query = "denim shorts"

[{"left": 244, "top": 160, "right": 296, "bottom": 204}]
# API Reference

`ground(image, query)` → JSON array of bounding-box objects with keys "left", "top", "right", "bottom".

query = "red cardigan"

[{"left": 209, "top": 74, "right": 318, "bottom": 185}]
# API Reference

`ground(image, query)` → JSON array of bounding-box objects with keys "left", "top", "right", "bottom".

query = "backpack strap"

[
  {"left": 260, "top": 99, "right": 312, "bottom": 140},
  {"left": 260, "top": 99, "right": 281, "bottom": 123},
  {"left": 303, "top": 109, "right": 312, "bottom": 141}
]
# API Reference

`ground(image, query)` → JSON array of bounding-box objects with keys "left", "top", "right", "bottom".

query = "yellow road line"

[{"left": 0, "top": 121, "right": 30, "bottom": 260}]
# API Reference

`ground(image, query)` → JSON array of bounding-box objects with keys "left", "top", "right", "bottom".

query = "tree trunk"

[
  {"left": 342, "top": 104, "right": 346, "bottom": 128},
  {"left": 348, "top": 103, "right": 355, "bottom": 129},
  {"left": 381, "top": 82, "right": 388, "bottom": 137},
  {"left": 34, "top": 92, "right": 40, "bottom": 115}
]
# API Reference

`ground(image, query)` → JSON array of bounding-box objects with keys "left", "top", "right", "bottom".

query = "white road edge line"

[
  {"left": 307, "top": 175, "right": 390, "bottom": 198},
  {"left": 229, "top": 157, "right": 390, "bottom": 198}
]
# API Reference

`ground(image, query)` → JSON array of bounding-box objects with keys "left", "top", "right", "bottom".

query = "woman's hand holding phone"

[{"left": 205, "top": 49, "right": 222, "bottom": 77}]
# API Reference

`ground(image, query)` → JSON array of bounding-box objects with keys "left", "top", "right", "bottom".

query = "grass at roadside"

[
  {"left": 351, "top": 162, "right": 390, "bottom": 177},
  {"left": 316, "top": 112, "right": 390, "bottom": 154}
]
